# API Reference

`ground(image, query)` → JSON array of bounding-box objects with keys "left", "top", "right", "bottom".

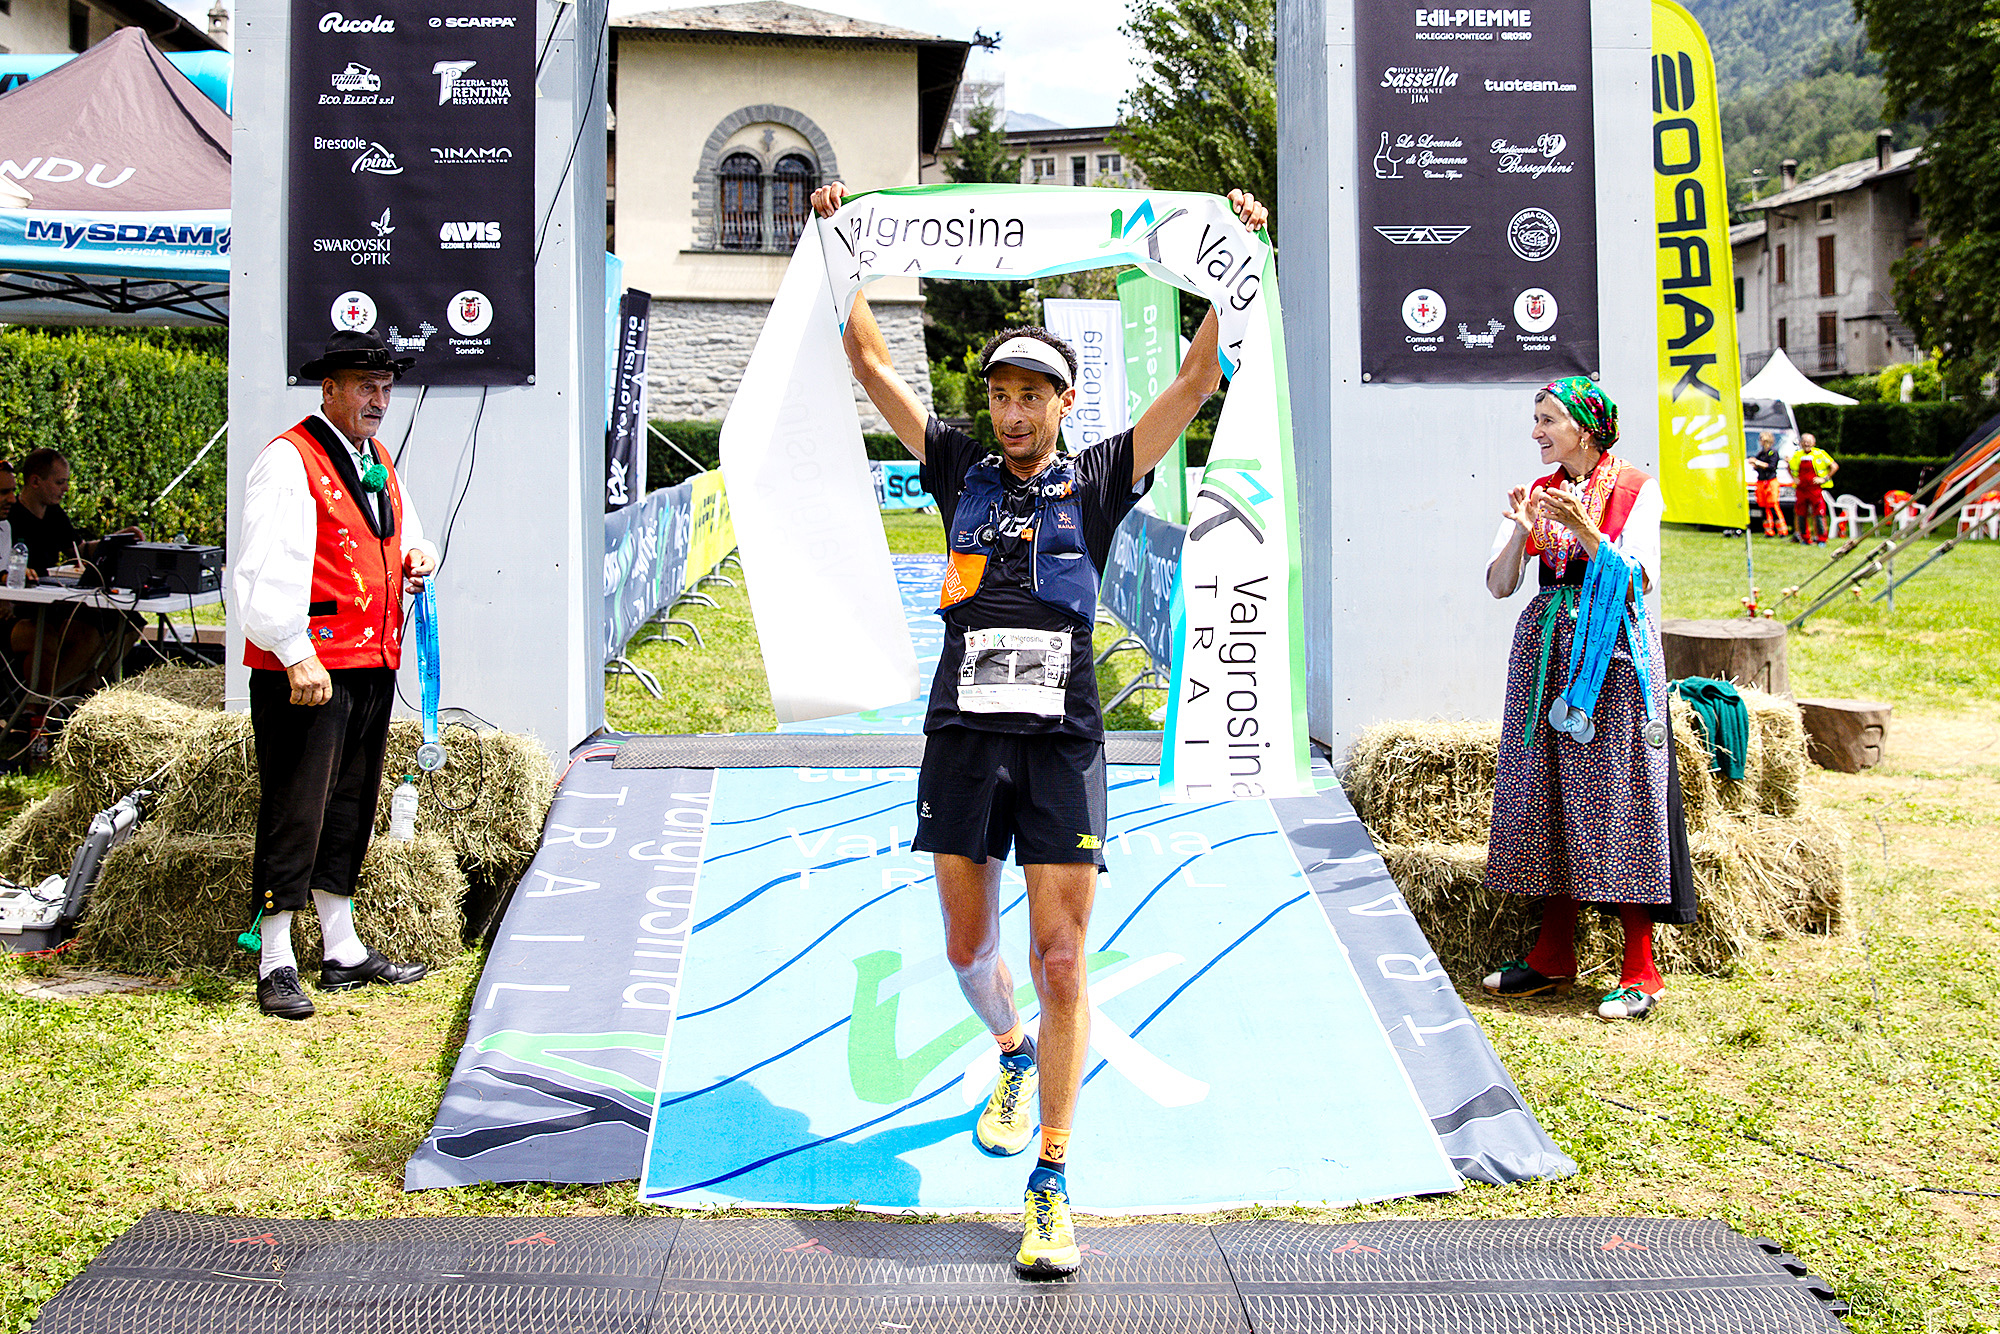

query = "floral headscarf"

[{"left": 1540, "top": 376, "right": 1619, "bottom": 448}]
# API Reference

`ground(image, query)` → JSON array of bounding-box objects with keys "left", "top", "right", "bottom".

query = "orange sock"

[
  {"left": 1037, "top": 1126, "right": 1070, "bottom": 1173},
  {"left": 994, "top": 1020, "right": 1025, "bottom": 1053}
]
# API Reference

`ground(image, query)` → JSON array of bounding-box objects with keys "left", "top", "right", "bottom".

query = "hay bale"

[
  {"left": 52, "top": 689, "right": 208, "bottom": 814},
  {"left": 0, "top": 785, "right": 93, "bottom": 884},
  {"left": 1346, "top": 721, "right": 1502, "bottom": 845},
  {"left": 146, "top": 710, "right": 258, "bottom": 836},
  {"left": 1677, "top": 686, "right": 1808, "bottom": 820},
  {"left": 1378, "top": 809, "right": 1848, "bottom": 984},
  {"left": 75, "top": 828, "right": 465, "bottom": 974},
  {"left": 379, "top": 721, "right": 553, "bottom": 887},
  {"left": 120, "top": 662, "right": 224, "bottom": 712},
  {"left": 1669, "top": 699, "right": 1722, "bottom": 832}
]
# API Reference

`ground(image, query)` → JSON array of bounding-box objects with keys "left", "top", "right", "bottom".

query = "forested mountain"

[
  {"left": 1679, "top": 1, "right": 1932, "bottom": 213},
  {"left": 1681, "top": 0, "right": 1860, "bottom": 98}
]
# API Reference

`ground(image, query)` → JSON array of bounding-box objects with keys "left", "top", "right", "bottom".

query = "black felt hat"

[{"left": 297, "top": 330, "right": 415, "bottom": 382}]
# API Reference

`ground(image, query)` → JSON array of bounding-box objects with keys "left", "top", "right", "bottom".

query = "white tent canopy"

[{"left": 1742, "top": 347, "right": 1859, "bottom": 406}]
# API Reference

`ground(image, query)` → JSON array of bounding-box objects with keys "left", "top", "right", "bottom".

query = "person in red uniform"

[{"left": 234, "top": 331, "right": 437, "bottom": 1020}]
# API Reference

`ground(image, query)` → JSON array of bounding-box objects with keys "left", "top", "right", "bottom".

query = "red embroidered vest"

[
  {"left": 243, "top": 419, "right": 406, "bottom": 672},
  {"left": 1524, "top": 458, "right": 1650, "bottom": 556}
]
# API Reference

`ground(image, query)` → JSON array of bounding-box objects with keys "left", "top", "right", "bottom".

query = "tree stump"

[
  {"left": 1660, "top": 619, "right": 1790, "bottom": 696},
  {"left": 1797, "top": 698, "right": 1891, "bottom": 773}
]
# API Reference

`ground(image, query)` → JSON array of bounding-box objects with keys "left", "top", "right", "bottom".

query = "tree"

[
  {"left": 1857, "top": 0, "right": 2000, "bottom": 391},
  {"left": 1115, "top": 0, "right": 1277, "bottom": 240},
  {"left": 922, "top": 102, "right": 1030, "bottom": 370}
]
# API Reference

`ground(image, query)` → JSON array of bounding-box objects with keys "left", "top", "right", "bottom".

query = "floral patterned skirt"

[{"left": 1484, "top": 586, "right": 1672, "bottom": 905}]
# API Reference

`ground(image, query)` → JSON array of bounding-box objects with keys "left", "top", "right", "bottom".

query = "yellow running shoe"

[
  {"left": 1015, "top": 1168, "right": 1081, "bottom": 1278},
  {"left": 974, "top": 1050, "right": 1038, "bottom": 1157}
]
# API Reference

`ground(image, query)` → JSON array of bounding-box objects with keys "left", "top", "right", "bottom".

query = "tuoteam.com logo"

[{"left": 319, "top": 11, "right": 394, "bottom": 31}]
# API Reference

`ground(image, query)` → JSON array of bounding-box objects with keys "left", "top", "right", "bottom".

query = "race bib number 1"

[{"left": 958, "top": 628, "right": 1071, "bottom": 716}]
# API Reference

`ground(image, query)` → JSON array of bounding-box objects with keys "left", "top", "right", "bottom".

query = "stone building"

[
  {"left": 1734, "top": 132, "right": 1924, "bottom": 381},
  {"left": 0, "top": 0, "right": 216, "bottom": 57},
  {"left": 611, "top": 2, "right": 968, "bottom": 428},
  {"left": 925, "top": 110, "right": 1145, "bottom": 189}
]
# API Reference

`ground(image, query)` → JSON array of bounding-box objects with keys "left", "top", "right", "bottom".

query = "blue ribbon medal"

[
  {"left": 413, "top": 578, "right": 446, "bottom": 772},
  {"left": 1549, "top": 542, "right": 1665, "bottom": 749}
]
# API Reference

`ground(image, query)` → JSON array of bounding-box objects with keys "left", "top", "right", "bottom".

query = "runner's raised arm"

[{"left": 810, "top": 181, "right": 928, "bottom": 460}]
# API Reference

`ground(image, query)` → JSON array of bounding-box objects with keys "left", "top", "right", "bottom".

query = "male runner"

[{"left": 808, "top": 182, "right": 1268, "bottom": 1277}]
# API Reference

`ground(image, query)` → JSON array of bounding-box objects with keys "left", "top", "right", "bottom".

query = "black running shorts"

[{"left": 911, "top": 727, "right": 1108, "bottom": 868}]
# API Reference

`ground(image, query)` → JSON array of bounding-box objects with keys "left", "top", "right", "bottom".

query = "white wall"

[
  {"left": 227, "top": 0, "right": 608, "bottom": 760},
  {"left": 1278, "top": 0, "right": 1657, "bottom": 757}
]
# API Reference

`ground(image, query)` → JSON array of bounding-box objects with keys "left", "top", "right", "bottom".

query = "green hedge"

[
  {"left": 1822, "top": 455, "right": 1954, "bottom": 508},
  {"left": 646, "top": 420, "right": 906, "bottom": 492},
  {"left": 1793, "top": 400, "right": 1999, "bottom": 460},
  {"left": 0, "top": 329, "right": 227, "bottom": 545}
]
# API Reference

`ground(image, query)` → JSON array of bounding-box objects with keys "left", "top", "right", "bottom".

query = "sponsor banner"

[
  {"left": 683, "top": 470, "right": 734, "bottom": 587},
  {"left": 727, "top": 183, "right": 1306, "bottom": 791},
  {"left": 1041, "top": 298, "right": 1130, "bottom": 454},
  {"left": 0, "top": 208, "right": 228, "bottom": 282},
  {"left": 607, "top": 287, "right": 652, "bottom": 510},
  {"left": 1163, "top": 248, "right": 1312, "bottom": 800},
  {"left": 1355, "top": 0, "right": 1599, "bottom": 382},
  {"left": 1119, "top": 270, "right": 1187, "bottom": 522},
  {"left": 869, "top": 459, "right": 934, "bottom": 510},
  {"left": 1652, "top": 1, "right": 1747, "bottom": 526},
  {"left": 1100, "top": 505, "right": 1186, "bottom": 668},
  {"left": 603, "top": 480, "right": 691, "bottom": 663},
  {"left": 285, "top": 0, "right": 535, "bottom": 385}
]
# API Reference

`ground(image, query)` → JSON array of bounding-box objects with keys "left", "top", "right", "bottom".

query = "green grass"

[
  {"left": 1, "top": 513, "right": 1996, "bottom": 1332},
  {"left": 1661, "top": 526, "right": 2000, "bottom": 709}
]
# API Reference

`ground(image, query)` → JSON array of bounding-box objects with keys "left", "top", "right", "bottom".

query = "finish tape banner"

[
  {"left": 723, "top": 183, "right": 1308, "bottom": 796},
  {"left": 1099, "top": 505, "right": 1186, "bottom": 669},
  {"left": 1651, "top": 0, "right": 1748, "bottom": 527}
]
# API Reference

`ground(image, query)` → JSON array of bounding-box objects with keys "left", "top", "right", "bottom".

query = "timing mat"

[{"left": 30, "top": 1211, "right": 1850, "bottom": 1333}]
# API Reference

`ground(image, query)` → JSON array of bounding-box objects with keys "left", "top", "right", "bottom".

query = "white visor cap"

[{"left": 982, "top": 336, "right": 1072, "bottom": 389}]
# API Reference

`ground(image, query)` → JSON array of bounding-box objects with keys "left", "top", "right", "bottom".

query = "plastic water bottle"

[
  {"left": 5, "top": 543, "right": 26, "bottom": 590},
  {"left": 389, "top": 776, "right": 419, "bottom": 841}
]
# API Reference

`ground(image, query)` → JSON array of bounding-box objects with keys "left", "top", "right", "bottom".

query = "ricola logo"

[{"left": 320, "top": 12, "right": 394, "bottom": 32}]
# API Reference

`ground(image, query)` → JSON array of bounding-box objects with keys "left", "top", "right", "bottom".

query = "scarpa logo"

[
  {"left": 24, "top": 219, "right": 227, "bottom": 252},
  {"left": 319, "top": 11, "right": 394, "bottom": 31}
]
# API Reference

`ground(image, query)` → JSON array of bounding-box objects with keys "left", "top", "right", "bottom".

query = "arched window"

[
  {"left": 718, "top": 152, "right": 762, "bottom": 251},
  {"left": 770, "top": 154, "right": 818, "bottom": 249}
]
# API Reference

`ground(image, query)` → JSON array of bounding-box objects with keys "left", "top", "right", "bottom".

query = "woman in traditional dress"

[{"left": 1480, "top": 378, "right": 1694, "bottom": 1021}]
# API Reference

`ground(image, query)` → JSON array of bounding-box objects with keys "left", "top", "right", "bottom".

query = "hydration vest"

[
  {"left": 939, "top": 453, "right": 1098, "bottom": 625},
  {"left": 243, "top": 417, "right": 407, "bottom": 673}
]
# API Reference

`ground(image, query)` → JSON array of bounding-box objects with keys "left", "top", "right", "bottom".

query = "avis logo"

[{"left": 438, "top": 221, "right": 500, "bottom": 243}]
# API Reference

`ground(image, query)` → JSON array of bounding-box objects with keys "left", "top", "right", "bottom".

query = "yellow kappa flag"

[{"left": 1653, "top": 0, "right": 1748, "bottom": 527}]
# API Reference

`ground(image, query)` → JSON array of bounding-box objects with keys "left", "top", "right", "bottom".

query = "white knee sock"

[
  {"left": 259, "top": 911, "right": 297, "bottom": 979},
  {"left": 312, "top": 889, "right": 369, "bottom": 967}
]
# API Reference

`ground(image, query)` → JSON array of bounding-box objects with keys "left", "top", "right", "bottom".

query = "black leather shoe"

[
  {"left": 258, "top": 966, "right": 317, "bottom": 1020},
  {"left": 320, "top": 947, "right": 429, "bottom": 992},
  {"left": 1480, "top": 959, "right": 1573, "bottom": 998}
]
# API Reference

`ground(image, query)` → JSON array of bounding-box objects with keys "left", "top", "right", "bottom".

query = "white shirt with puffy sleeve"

[{"left": 234, "top": 414, "right": 437, "bottom": 668}]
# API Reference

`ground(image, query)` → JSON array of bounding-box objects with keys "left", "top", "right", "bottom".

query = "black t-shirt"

[
  {"left": 919, "top": 418, "right": 1149, "bottom": 737},
  {"left": 1752, "top": 449, "right": 1780, "bottom": 482},
  {"left": 7, "top": 502, "right": 83, "bottom": 575}
]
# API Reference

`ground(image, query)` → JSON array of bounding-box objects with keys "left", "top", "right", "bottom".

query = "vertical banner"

[
  {"left": 1652, "top": 0, "right": 1747, "bottom": 526},
  {"left": 1118, "top": 270, "right": 1188, "bottom": 521},
  {"left": 1354, "top": 0, "right": 1599, "bottom": 383},
  {"left": 1041, "top": 298, "right": 1129, "bottom": 454},
  {"left": 286, "top": 0, "right": 536, "bottom": 385},
  {"left": 607, "top": 288, "right": 653, "bottom": 510}
]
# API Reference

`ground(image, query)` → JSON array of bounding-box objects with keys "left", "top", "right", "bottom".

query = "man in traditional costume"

[
  {"left": 1479, "top": 378, "right": 1696, "bottom": 1021},
  {"left": 236, "top": 331, "right": 437, "bottom": 1020}
]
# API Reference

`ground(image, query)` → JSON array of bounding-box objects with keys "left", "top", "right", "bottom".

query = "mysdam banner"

[
  {"left": 808, "top": 182, "right": 1308, "bottom": 798},
  {"left": 0, "top": 210, "right": 228, "bottom": 282},
  {"left": 1653, "top": 0, "right": 1748, "bottom": 526}
]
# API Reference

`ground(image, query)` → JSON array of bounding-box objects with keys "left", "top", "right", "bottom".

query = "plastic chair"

[
  {"left": 1883, "top": 490, "right": 1916, "bottom": 533},
  {"left": 1958, "top": 497, "right": 2000, "bottom": 540},
  {"left": 1828, "top": 494, "right": 1876, "bottom": 540}
]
